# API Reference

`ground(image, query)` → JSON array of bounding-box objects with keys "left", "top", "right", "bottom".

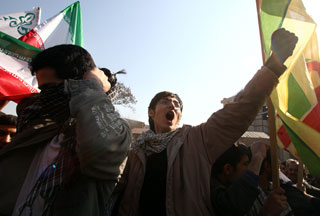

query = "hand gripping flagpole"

[{"left": 255, "top": 0, "right": 280, "bottom": 190}]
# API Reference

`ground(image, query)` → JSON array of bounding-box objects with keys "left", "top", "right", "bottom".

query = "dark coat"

[{"left": 0, "top": 80, "right": 131, "bottom": 216}]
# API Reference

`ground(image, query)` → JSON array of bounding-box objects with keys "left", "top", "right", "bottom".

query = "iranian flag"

[
  {"left": 258, "top": 0, "right": 320, "bottom": 177},
  {"left": 0, "top": 7, "right": 41, "bottom": 39},
  {"left": 20, "top": 1, "right": 83, "bottom": 49},
  {"left": 0, "top": 1, "right": 83, "bottom": 102}
]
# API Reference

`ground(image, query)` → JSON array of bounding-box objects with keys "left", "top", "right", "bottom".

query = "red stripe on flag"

[
  {"left": 277, "top": 125, "right": 291, "bottom": 149},
  {"left": 305, "top": 61, "right": 320, "bottom": 132},
  {"left": 0, "top": 67, "right": 38, "bottom": 102},
  {"left": 19, "top": 29, "right": 45, "bottom": 49},
  {"left": 315, "top": 86, "right": 320, "bottom": 102},
  {"left": 303, "top": 103, "right": 320, "bottom": 132},
  {"left": 307, "top": 61, "right": 320, "bottom": 100},
  {"left": 0, "top": 93, "right": 36, "bottom": 103},
  {"left": 307, "top": 61, "right": 320, "bottom": 73}
]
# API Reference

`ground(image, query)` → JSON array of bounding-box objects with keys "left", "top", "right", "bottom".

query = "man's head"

[
  {"left": 280, "top": 161, "right": 287, "bottom": 175},
  {"left": 30, "top": 44, "right": 96, "bottom": 87},
  {"left": 148, "top": 91, "right": 183, "bottom": 134},
  {"left": 212, "top": 142, "right": 251, "bottom": 185},
  {"left": 0, "top": 112, "right": 17, "bottom": 149},
  {"left": 286, "top": 159, "right": 299, "bottom": 183}
]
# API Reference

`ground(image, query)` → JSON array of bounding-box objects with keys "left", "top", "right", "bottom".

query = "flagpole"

[
  {"left": 36, "top": 7, "right": 41, "bottom": 25},
  {"left": 255, "top": 0, "right": 280, "bottom": 189}
]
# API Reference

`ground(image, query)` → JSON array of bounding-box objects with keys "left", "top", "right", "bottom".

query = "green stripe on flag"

[
  {"left": 283, "top": 121, "right": 320, "bottom": 178},
  {"left": 261, "top": 0, "right": 320, "bottom": 179},
  {"left": 62, "top": 1, "right": 83, "bottom": 47},
  {"left": 287, "top": 73, "right": 312, "bottom": 118},
  {"left": 260, "top": 0, "right": 291, "bottom": 57},
  {"left": 0, "top": 31, "right": 41, "bottom": 61}
]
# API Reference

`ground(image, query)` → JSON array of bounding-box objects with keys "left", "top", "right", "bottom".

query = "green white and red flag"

[
  {"left": 0, "top": 1, "right": 83, "bottom": 102},
  {"left": 258, "top": 0, "right": 320, "bottom": 177},
  {"left": 0, "top": 7, "right": 41, "bottom": 39},
  {"left": 20, "top": 1, "right": 83, "bottom": 49}
]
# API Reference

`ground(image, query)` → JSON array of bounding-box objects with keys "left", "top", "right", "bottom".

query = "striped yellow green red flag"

[{"left": 258, "top": 0, "right": 320, "bottom": 177}]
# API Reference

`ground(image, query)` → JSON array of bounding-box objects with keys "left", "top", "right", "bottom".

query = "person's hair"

[
  {"left": 286, "top": 158, "right": 298, "bottom": 167},
  {"left": 30, "top": 44, "right": 96, "bottom": 80},
  {"left": 0, "top": 112, "right": 17, "bottom": 126},
  {"left": 212, "top": 142, "right": 251, "bottom": 177},
  {"left": 148, "top": 91, "right": 183, "bottom": 132}
]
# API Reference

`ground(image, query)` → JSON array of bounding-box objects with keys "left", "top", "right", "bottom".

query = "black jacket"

[{"left": 0, "top": 80, "right": 131, "bottom": 216}]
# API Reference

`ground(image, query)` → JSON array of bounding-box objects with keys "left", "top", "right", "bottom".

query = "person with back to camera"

[{"left": 0, "top": 44, "right": 131, "bottom": 216}]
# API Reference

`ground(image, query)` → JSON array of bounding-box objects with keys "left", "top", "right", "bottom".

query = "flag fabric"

[
  {"left": 0, "top": 8, "right": 41, "bottom": 39},
  {"left": 258, "top": 0, "right": 320, "bottom": 177},
  {"left": 20, "top": 1, "right": 83, "bottom": 49},
  {"left": 0, "top": 1, "right": 83, "bottom": 102},
  {"left": 0, "top": 32, "right": 41, "bottom": 101}
]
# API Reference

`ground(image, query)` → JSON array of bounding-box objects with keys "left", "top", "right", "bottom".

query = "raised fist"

[{"left": 271, "top": 28, "right": 298, "bottom": 64}]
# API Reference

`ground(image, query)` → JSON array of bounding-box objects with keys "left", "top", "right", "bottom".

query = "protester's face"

[
  {"left": 288, "top": 162, "right": 298, "bottom": 183},
  {"left": 36, "top": 67, "right": 64, "bottom": 88},
  {"left": 226, "top": 155, "right": 250, "bottom": 184},
  {"left": 149, "top": 96, "right": 182, "bottom": 134},
  {"left": 234, "top": 155, "right": 250, "bottom": 179},
  {"left": 0, "top": 125, "right": 16, "bottom": 148}
]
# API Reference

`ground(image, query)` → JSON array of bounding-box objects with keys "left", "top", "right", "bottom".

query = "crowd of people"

[
  {"left": 211, "top": 142, "right": 320, "bottom": 216},
  {"left": 0, "top": 28, "right": 318, "bottom": 216}
]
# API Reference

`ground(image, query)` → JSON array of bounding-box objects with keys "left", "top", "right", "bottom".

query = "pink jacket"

[{"left": 117, "top": 66, "right": 279, "bottom": 216}]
